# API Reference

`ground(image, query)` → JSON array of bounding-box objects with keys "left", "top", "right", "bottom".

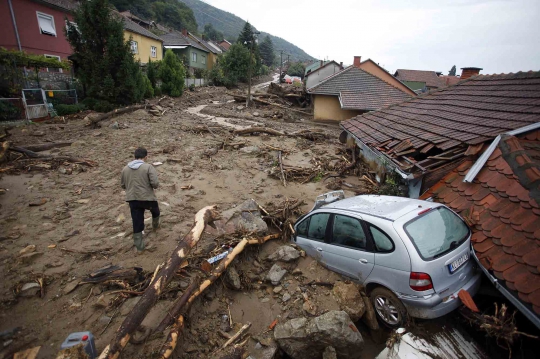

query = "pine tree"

[
  {"left": 237, "top": 21, "right": 257, "bottom": 47},
  {"left": 159, "top": 50, "right": 186, "bottom": 97},
  {"left": 221, "top": 43, "right": 252, "bottom": 87},
  {"left": 147, "top": 58, "right": 158, "bottom": 88},
  {"left": 449, "top": 65, "right": 457, "bottom": 76},
  {"left": 66, "top": 0, "right": 144, "bottom": 106},
  {"left": 259, "top": 35, "right": 275, "bottom": 67}
]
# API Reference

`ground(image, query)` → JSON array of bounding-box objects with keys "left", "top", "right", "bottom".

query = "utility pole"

[
  {"left": 246, "top": 30, "right": 260, "bottom": 107},
  {"left": 279, "top": 50, "right": 283, "bottom": 84}
]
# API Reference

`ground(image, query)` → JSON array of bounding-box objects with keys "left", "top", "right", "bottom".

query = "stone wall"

[{"left": 25, "top": 70, "right": 75, "bottom": 91}]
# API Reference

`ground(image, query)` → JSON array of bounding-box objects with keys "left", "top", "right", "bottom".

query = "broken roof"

[
  {"left": 122, "top": 16, "right": 162, "bottom": 42},
  {"left": 420, "top": 130, "right": 540, "bottom": 324},
  {"left": 341, "top": 71, "right": 540, "bottom": 177},
  {"left": 394, "top": 69, "right": 446, "bottom": 88},
  {"left": 308, "top": 66, "right": 412, "bottom": 111}
]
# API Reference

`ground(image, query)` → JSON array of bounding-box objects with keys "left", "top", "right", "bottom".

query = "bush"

[
  {"left": 189, "top": 83, "right": 195, "bottom": 91},
  {"left": 159, "top": 50, "right": 186, "bottom": 97},
  {"left": 55, "top": 103, "right": 86, "bottom": 116},
  {"left": 220, "top": 43, "right": 251, "bottom": 87},
  {"left": 146, "top": 58, "right": 160, "bottom": 89},
  {"left": 260, "top": 64, "right": 271, "bottom": 76},
  {"left": 0, "top": 101, "right": 21, "bottom": 121},
  {"left": 207, "top": 63, "right": 225, "bottom": 86},
  {"left": 81, "top": 97, "right": 114, "bottom": 112},
  {"left": 154, "top": 87, "right": 162, "bottom": 96},
  {"left": 142, "top": 75, "right": 154, "bottom": 98}
]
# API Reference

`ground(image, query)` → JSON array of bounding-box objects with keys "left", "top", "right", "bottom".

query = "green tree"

[
  {"left": 287, "top": 62, "right": 306, "bottom": 78},
  {"left": 66, "top": 0, "right": 144, "bottom": 106},
  {"left": 147, "top": 58, "right": 159, "bottom": 89},
  {"left": 159, "top": 50, "right": 186, "bottom": 97},
  {"left": 221, "top": 43, "right": 252, "bottom": 87},
  {"left": 449, "top": 65, "right": 457, "bottom": 76},
  {"left": 237, "top": 21, "right": 256, "bottom": 46},
  {"left": 203, "top": 23, "right": 224, "bottom": 42},
  {"left": 259, "top": 35, "right": 274, "bottom": 67}
]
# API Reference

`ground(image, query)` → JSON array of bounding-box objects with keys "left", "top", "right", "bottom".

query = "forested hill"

[{"left": 180, "top": 0, "right": 315, "bottom": 62}]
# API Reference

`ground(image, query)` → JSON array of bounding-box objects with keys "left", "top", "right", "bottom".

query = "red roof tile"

[{"left": 420, "top": 131, "right": 540, "bottom": 319}]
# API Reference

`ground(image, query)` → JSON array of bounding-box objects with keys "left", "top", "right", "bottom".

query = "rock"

[
  {"left": 19, "top": 282, "right": 41, "bottom": 297},
  {"left": 18, "top": 252, "right": 43, "bottom": 264},
  {"left": 225, "top": 267, "right": 242, "bottom": 290},
  {"left": 267, "top": 246, "right": 300, "bottom": 262},
  {"left": 109, "top": 121, "right": 119, "bottom": 129},
  {"left": 236, "top": 105, "right": 244, "bottom": 111},
  {"left": 208, "top": 199, "right": 267, "bottom": 236},
  {"left": 282, "top": 292, "right": 291, "bottom": 302},
  {"left": 332, "top": 282, "right": 365, "bottom": 322},
  {"left": 360, "top": 293, "right": 379, "bottom": 331},
  {"left": 19, "top": 245, "right": 36, "bottom": 256},
  {"left": 252, "top": 338, "right": 278, "bottom": 359},
  {"left": 63, "top": 280, "right": 80, "bottom": 295},
  {"left": 266, "top": 264, "right": 287, "bottom": 285},
  {"left": 116, "top": 213, "right": 125, "bottom": 223},
  {"left": 274, "top": 311, "right": 363, "bottom": 359},
  {"left": 261, "top": 297, "right": 270, "bottom": 303},
  {"left": 273, "top": 286, "right": 282, "bottom": 294},
  {"left": 302, "top": 301, "right": 317, "bottom": 316},
  {"left": 292, "top": 268, "right": 303, "bottom": 275},
  {"left": 239, "top": 146, "right": 260, "bottom": 154},
  {"left": 323, "top": 346, "right": 337, "bottom": 359}
]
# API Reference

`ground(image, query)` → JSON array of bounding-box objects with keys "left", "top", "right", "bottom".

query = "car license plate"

[{"left": 448, "top": 252, "right": 469, "bottom": 273}]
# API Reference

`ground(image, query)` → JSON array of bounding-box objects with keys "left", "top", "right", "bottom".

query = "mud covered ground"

[{"left": 0, "top": 86, "right": 385, "bottom": 358}]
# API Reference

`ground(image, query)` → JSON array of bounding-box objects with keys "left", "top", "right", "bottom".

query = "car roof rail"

[{"left": 310, "top": 190, "right": 345, "bottom": 212}]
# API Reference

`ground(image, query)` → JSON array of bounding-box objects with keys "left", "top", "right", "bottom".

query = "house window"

[
  {"left": 151, "top": 46, "right": 157, "bottom": 58},
  {"left": 131, "top": 41, "right": 138, "bottom": 54},
  {"left": 201, "top": 55, "right": 206, "bottom": 65},
  {"left": 37, "top": 12, "right": 56, "bottom": 36},
  {"left": 192, "top": 52, "right": 197, "bottom": 62},
  {"left": 45, "top": 55, "right": 62, "bottom": 73}
]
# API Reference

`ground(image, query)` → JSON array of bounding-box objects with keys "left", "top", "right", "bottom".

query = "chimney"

[
  {"left": 353, "top": 56, "right": 362, "bottom": 68},
  {"left": 181, "top": 29, "right": 188, "bottom": 36},
  {"left": 340, "top": 61, "right": 343, "bottom": 69},
  {"left": 320, "top": 60, "right": 323, "bottom": 67},
  {"left": 460, "top": 67, "right": 482, "bottom": 80}
]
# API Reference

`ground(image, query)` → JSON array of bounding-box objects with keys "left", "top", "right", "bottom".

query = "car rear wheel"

[{"left": 370, "top": 287, "right": 408, "bottom": 328}]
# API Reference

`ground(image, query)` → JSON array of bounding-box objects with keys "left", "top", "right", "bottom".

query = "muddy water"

[{"left": 185, "top": 104, "right": 262, "bottom": 130}]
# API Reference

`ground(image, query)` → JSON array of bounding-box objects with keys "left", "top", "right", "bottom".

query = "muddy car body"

[{"left": 293, "top": 193, "right": 482, "bottom": 327}]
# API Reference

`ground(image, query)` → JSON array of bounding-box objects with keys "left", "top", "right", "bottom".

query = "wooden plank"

[{"left": 14, "top": 347, "right": 41, "bottom": 359}]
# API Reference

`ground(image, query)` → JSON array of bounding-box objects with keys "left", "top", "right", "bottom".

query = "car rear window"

[{"left": 404, "top": 207, "right": 469, "bottom": 260}]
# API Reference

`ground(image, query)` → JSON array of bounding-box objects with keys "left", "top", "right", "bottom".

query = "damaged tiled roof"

[
  {"left": 341, "top": 71, "right": 540, "bottom": 175},
  {"left": 420, "top": 130, "right": 540, "bottom": 317},
  {"left": 308, "top": 66, "right": 412, "bottom": 111},
  {"left": 395, "top": 69, "right": 446, "bottom": 88},
  {"left": 37, "top": 0, "right": 78, "bottom": 12}
]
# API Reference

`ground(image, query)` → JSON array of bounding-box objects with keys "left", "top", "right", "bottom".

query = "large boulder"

[
  {"left": 206, "top": 199, "right": 268, "bottom": 236},
  {"left": 267, "top": 246, "right": 300, "bottom": 262},
  {"left": 332, "top": 282, "right": 366, "bottom": 322},
  {"left": 274, "top": 311, "right": 364, "bottom": 359}
]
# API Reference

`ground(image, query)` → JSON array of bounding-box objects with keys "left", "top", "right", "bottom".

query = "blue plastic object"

[{"left": 60, "top": 331, "right": 97, "bottom": 359}]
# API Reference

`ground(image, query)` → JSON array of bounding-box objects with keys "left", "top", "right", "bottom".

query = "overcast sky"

[{"left": 203, "top": 0, "right": 540, "bottom": 75}]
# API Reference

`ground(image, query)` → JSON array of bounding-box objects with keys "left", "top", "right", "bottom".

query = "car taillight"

[{"left": 409, "top": 272, "right": 433, "bottom": 291}]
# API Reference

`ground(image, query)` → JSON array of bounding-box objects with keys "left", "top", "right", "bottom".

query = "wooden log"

[
  {"left": 86, "top": 104, "right": 147, "bottom": 127},
  {"left": 222, "top": 322, "right": 251, "bottom": 349},
  {"left": 104, "top": 205, "right": 220, "bottom": 359},
  {"left": 9, "top": 146, "right": 96, "bottom": 166},
  {"left": 0, "top": 141, "right": 10, "bottom": 163},
  {"left": 21, "top": 142, "right": 72, "bottom": 152},
  {"left": 158, "top": 234, "right": 279, "bottom": 357},
  {"left": 252, "top": 97, "right": 312, "bottom": 116},
  {"left": 233, "top": 127, "right": 285, "bottom": 136},
  {"left": 278, "top": 151, "right": 287, "bottom": 187},
  {"left": 154, "top": 277, "right": 200, "bottom": 333}
]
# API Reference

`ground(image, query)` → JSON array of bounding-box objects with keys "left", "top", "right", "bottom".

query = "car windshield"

[{"left": 404, "top": 207, "right": 469, "bottom": 260}]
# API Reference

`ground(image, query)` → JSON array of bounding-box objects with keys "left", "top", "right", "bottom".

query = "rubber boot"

[
  {"left": 133, "top": 232, "right": 145, "bottom": 252},
  {"left": 152, "top": 216, "right": 161, "bottom": 230}
]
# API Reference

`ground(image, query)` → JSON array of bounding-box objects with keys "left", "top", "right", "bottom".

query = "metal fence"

[
  {"left": 0, "top": 98, "right": 25, "bottom": 122},
  {"left": 44, "top": 89, "right": 78, "bottom": 106},
  {"left": 185, "top": 78, "right": 206, "bottom": 87},
  {"left": 22, "top": 89, "right": 48, "bottom": 121}
]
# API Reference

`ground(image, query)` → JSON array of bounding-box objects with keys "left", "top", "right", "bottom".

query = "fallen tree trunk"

[
  {"left": 252, "top": 97, "right": 312, "bottom": 116},
  {"left": 233, "top": 127, "right": 284, "bottom": 137},
  {"left": 86, "top": 104, "right": 147, "bottom": 127},
  {"left": 154, "top": 277, "right": 200, "bottom": 333},
  {"left": 104, "top": 205, "right": 220, "bottom": 359},
  {"left": 21, "top": 142, "right": 72, "bottom": 152},
  {"left": 9, "top": 146, "right": 97, "bottom": 166},
  {"left": 158, "top": 234, "right": 279, "bottom": 358}
]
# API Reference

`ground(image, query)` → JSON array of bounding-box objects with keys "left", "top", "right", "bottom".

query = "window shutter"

[{"left": 37, "top": 13, "right": 56, "bottom": 36}]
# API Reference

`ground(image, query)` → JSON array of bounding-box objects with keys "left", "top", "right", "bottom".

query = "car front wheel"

[{"left": 370, "top": 287, "right": 408, "bottom": 328}]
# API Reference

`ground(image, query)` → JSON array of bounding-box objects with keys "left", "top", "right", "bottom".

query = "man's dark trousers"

[{"left": 129, "top": 200, "right": 160, "bottom": 233}]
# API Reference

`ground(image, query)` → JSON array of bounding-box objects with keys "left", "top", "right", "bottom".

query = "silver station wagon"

[{"left": 293, "top": 192, "right": 482, "bottom": 327}]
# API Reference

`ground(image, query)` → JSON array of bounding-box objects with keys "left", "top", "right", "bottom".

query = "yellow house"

[{"left": 122, "top": 16, "right": 163, "bottom": 63}]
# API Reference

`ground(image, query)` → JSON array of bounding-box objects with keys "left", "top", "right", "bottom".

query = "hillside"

[{"left": 180, "top": 0, "right": 315, "bottom": 62}]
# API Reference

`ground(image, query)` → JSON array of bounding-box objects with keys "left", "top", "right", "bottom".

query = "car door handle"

[
  {"left": 359, "top": 259, "right": 368, "bottom": 264},
  {"left": 316, "top": 247, "right": 323, "bottom": 252}
]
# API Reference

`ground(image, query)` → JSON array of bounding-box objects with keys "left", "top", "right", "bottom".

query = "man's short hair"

[{"left": 134, "top": 147, "right": 147, "bottom": 159}]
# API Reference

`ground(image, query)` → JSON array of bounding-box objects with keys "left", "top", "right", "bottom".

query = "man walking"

[{"left": 121, "top": 147, "right": 160, "bottom": 252}]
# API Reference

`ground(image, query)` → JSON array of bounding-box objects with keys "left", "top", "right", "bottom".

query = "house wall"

[
  {"left": 313, "top": 94, "right": 362, "bottom": 121},
  {"left": 306, "top": 64, "right": 342, "bottom": 89},
  {"left": 124, "top": 30, "right": 162, "bottom": 63},
  {"left": 0, "top": 0, "right": 74, "bottom": 59},
  {"left": 359, "top": 61, "right": 417, "bottom": 96}
]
